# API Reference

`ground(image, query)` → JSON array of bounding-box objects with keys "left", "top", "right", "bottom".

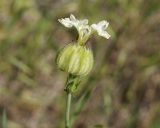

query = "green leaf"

[
  {"left": 73, "top": 90, "right": 91, "bottom": 116},
  {"left": 2, "top": 109, "right": 7, "bottom": 128}
]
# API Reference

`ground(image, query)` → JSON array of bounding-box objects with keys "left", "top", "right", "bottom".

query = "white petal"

[
  {"left": 70, "top": 14, "right": 76, "bottom": 21},
  {"left": 98, "top": 20, "right": 108, "bottom": 26},
  {"left": 98, "top": 21, "right": 109, "bottom": 29},
  {"left": 58, "top": 18, "right": 73, "bottom": 28},
  {"left": 81, "top": 19, "right": 88, "bottom": 25},
  {"left": 91, "top": 24, "right": 98, "bottom": 30},
  {"left": 99, "top": 31, "right": 111, "bottom": 39}
]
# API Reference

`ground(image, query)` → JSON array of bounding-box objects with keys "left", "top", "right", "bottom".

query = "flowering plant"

[{"left": 56, "top": 14, "right": 110, "bottom": 128}]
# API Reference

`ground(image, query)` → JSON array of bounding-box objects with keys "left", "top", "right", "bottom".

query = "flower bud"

[{"left": 56, "top": 43, "right": 94, "bottom": 76}]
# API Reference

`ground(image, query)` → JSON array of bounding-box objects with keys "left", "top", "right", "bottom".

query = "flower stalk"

[
  {"left": 64, "top": 74, "right": 80, "bottom": 128},
  {"left": 65, "top": 92, "right": 72, "bottom": 128}
]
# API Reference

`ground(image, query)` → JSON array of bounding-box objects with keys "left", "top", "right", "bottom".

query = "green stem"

[{"left": 65, "top": 92, "right": 72, "bottom": 128}]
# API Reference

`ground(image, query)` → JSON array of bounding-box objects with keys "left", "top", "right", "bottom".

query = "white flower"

[
  {"left": 58, "top": 14, "right": 111, "bottom": 44},
  {"left": 58, "top": 14, "right": 92, "bottom": 44},
  {"left": 91, "top": 20, "right": 110, "bottom": 39}
]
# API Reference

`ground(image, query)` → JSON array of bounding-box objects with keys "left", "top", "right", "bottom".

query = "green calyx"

[
  {"left": 65, "top": 74, "right": 81, "bottom": 93},
  {"left": 56, "top": 43, "right": 94, "bottom": 76}
]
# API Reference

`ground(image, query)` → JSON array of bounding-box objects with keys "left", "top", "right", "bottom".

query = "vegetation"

[{"left": 0, "top": 0, "right": 160, "bottom": 128}]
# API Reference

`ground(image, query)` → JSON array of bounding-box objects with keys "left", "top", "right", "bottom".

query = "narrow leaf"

[{"left": 2, "top": 109, "right": 7, "bottom": 128}]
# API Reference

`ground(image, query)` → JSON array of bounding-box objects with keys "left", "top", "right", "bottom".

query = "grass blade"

[{"left": 2, "top": 109, "right": 7, "bottom": 128}]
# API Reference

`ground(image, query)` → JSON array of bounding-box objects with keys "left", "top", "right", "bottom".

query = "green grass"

[{"left": 2, "top": 109, "right": 7, "bottom": 128}]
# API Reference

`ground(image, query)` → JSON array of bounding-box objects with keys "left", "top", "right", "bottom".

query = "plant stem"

[{"left": 65, "top": 92, "right": 72, "bottom": 128}]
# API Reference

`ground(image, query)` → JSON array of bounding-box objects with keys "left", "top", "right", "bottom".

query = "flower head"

[
  {"left": 58, "top": 14, "right": 91, "bottom": 44},
  {"left": 58, "top": 14, "right": 111, "bottom": 45},
  {"left": 91, "top": 20, "right": 110, "bottom": 39}
]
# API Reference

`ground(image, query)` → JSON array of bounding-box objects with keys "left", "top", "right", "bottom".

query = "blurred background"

[{"left": 0, "top": 0, "right": 160, "bottom": 128}]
